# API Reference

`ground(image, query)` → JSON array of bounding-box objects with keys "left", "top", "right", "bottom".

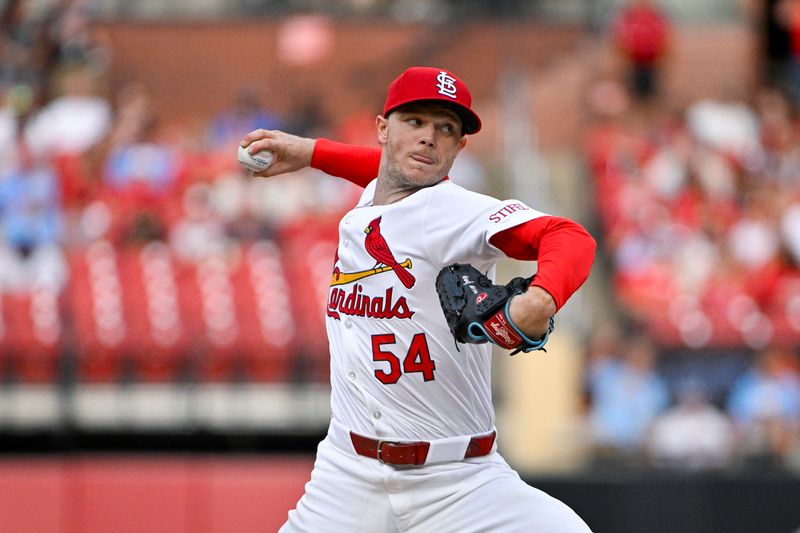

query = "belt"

[{"left": 349, "top": 430, "right": 497, "bottom": 466}]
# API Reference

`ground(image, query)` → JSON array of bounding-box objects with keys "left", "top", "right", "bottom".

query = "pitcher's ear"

[{"left": 376, "top": 115, "right": 389, "bottom": 146}]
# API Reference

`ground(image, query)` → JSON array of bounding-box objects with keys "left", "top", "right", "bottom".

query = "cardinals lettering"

[{"left": 327, "top": 284, "right": 414, "bottom": 320}]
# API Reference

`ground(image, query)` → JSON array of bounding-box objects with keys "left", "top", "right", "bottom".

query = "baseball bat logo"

[{"left": 331, "top": 259, "right": 413, "bottom": 286}]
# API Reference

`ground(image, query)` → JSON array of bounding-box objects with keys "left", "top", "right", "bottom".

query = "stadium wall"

[
  {"left": 0, "top": 457, "right": 797, "bottom": 533},
  {"left": 95, "top": 20, "right": 755, "bottom": 154}
]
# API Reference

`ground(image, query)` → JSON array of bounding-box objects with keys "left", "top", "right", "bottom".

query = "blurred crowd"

[
  {"left": 585, "top": 80, "right": 800, "bottom": 350},
  {"left": 583, "top": 323, "right": 800, "bottom": 472},
  {"left": 2, "top": 0, "right": 800, "bottom": 471},
  {"left": 0, "top": 0, "right": 374, "bottom": 383},
  {"left": 581, "top": 0, "right": 800, "bottom": 471},
  {"left": 0, "top": 1, "right": 493, "bottom": 384}
]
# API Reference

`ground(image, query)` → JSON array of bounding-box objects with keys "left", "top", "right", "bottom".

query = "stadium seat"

[
  {"left": 235, "top": 240, "right": 294, "bottom": 382},
  {"left": 3, "top": 288, "right": 62, "bottom": 383},
  {"left": 178, "top": 253, "right": 241, "bottom": 382},
  {"left": 68, "top": 241, "right": 128, "bottom": 382},
  {"left": 279, "top": 216, "right": 340, "bottom": 382},
  {"left": 121, "top": 242, "right": 189, "bottom": 382}
]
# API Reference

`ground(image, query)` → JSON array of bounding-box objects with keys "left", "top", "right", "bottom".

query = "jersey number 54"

[{"left": 371, "top": 333, "right": 436, "bottom": 384}]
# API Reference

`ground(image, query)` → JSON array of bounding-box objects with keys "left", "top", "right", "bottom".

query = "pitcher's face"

[{"left": 377, "top": 103, "right": 467, "bottom": 188}]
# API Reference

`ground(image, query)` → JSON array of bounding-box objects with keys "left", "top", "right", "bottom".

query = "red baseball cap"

[{"left": 382, "top": 67, "right": 482, "bottom": 135}]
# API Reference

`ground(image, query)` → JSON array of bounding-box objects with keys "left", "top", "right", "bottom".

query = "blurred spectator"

[
  {"left": 685, "top": 87, "right": 761, "bottom": 164},
  {"left": 208, "top": 87, "right": 284, "bottom": 148},
  {"left": 775, "top": 0, "right": 800, "bottom": 100},
  {"left": 585, "top": 83, "right": 800, "bottom": 348},
  {"left": 646, "top": 376, "right": 736, "bottom": 471},
  {"left": 586, "top": 333, "right": 670, "bottom": 460},
  {"left": 124, "top": 211, "right": 166, "bottom": 245},
  {"left": 45, "top": 0, "right": 112, "bottom": 72},
  {"left": 0, "top": 138, "right": 66, "bottom": 293},
  {"left": 727, "top": 347, "right": 800, "bottom": 465},
  {"left": 611, "top": 0, "right": 670, "bottom": 101},
  {"left": 582, "top": 321, "right": 623, "bottom": 409},
  {"left": 726, "top": 186, "right": 781, "bottom": 272},
  {"left": 104, "top": 116, "right": 182, "bottom": 194},
  {"left": 107, "top": 80, "right": 155, "bottom": 148},
  {"left": 23, "top": 64, "right": 111, "bottom": 156},
  {"left": 102, "top": 115, "right": 184, "bottom": 245},
  {"left": 0, "top": 0, "right": 51, "bottom": 98},
  {"left": 208, "top": 169, "right": 294, "bottom": 239},
  {"left": 753, "top": 87, "right": 800, "bottom": 188}
]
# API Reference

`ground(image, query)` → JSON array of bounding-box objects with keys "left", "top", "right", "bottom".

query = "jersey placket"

[
  {"left": 335, "top": 209, "right": 393, "bottom": 436},
  {"left": 336, "top": 213, "right": 366, "bottom": 409}
]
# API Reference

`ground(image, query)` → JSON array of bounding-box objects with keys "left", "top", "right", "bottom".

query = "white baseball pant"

[{"left": 279, "top": 432, "right": 592, "bottom": 532}]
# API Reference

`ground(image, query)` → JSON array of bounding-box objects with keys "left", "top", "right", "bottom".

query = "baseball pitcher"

[{"left": 241, "top": 67, "right": 595, "bottom": 532}]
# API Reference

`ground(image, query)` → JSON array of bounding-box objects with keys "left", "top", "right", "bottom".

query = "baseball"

[{"left": 237, "top": 144, "right": 274, "bottom": 172}]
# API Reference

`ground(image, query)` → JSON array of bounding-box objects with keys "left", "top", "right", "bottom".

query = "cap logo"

[{"left": 436, "top": 71, "right": 457, "bottom": 99}]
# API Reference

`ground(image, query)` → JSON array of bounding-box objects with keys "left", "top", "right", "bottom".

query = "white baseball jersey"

[
  {"left": 281, "top": 179, "right": 593, "bottom": 533},
  {"left": 326, "top": 178, "right": 545, "bottom": 441}
]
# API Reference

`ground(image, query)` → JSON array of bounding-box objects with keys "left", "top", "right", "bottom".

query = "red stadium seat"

[
  {"left": 68, "top": 241, "right": 128, "bottom": 382},
  {"left": 2, "top": 288, "right": 62, "bottom": 383},
  {"left": 234, "top": 240, "right": 294, "bottom": 381},
  {"left": 121, "top": 242, "right": 189, "bottom": 382},
  {"left": 279, "top": 216, "right": 340, "bottom": 382},
  {"left": 177, "top": 253, "right": 241, "bottom": 382}
]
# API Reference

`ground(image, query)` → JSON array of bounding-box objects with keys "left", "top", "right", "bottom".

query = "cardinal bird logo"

[{"left": 363, "top": 216, "right": 416, "bottom": 288}]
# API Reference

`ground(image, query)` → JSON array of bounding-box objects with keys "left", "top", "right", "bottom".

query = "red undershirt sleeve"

[
  {"left": 310, "top": 138, "right": 381, "bottom": 188},
  {"left": 489, "top": 216, "right": 596, "bottom": 311}
]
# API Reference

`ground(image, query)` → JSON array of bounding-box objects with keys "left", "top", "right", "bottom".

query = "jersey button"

[
  {"left": 373, "top": 411, "right": 381, "bottom": 419},
  {"left": 347, "top": 371, "right": 356, "bottom": 380},
  {"left": 344, "top": 319, "right": 353, "bottom": 329}
]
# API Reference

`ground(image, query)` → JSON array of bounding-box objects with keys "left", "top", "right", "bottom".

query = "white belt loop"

[{"left": 423, "top": 436, "right": 471, "bottom": 465}]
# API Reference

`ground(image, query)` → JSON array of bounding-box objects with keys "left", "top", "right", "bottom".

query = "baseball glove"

[{"left": 435, "top": 263, "right": 554, "bottom": 355}]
